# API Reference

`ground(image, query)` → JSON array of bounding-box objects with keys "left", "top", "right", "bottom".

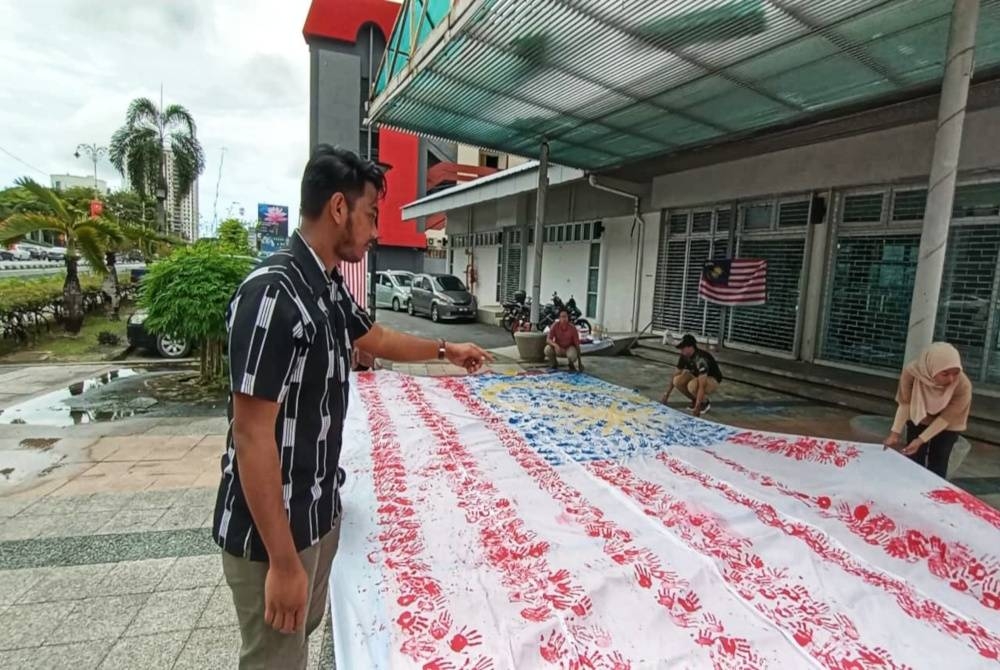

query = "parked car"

[
  {"left": 15, "top": 243, "right": 48, "bottom": 260},
  {"left": 408, "top": 273, "right": 477, "bottom": 322},
  {"left": 127, "top": 310, "right": 192, "bottom": 359},
  {"left": 374, "top": 270, "right": 413, "bottom": 311},
  {"left": 45, "top": 247, "right": 67, "bottom": 261},
  {"left": 6, "top": 246, "right": 31, "bottom": 261},
  {"left": 0, "top": 250, "right": 14, "bottom": 261}
]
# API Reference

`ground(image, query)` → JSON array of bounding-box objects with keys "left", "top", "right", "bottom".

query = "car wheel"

[
  {"left": 156, "top": 333, "right": 191, "bottom": 359},
  {"left": 407, "top": 300, "right": 415, "bottom": 316},
  {"left": 392, "top": 297, "right": 401, "bottom": 312},
  {"left": 431, "top": 303, "right": 441, "bottom": 323}
]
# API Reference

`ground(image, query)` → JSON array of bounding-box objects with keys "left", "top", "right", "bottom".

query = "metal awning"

[
  {"left": 370, "top": 0, "right": 1000, "bottom": 170},
  {"left": 402, "top": 160, "right": 583, "bottom": 219}
]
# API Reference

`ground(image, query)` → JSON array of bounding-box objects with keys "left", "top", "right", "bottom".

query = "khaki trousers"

[
  {"left": 672, "top": 371, "right": 719, "bottom": 398},
  {"left": 545, "top": 344, "right": 583, "bottom": 370},
  {"left": 222, "top": 519, "right": 341, "bottom": 670}
]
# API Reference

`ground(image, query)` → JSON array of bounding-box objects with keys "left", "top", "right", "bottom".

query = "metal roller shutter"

[
  {"left": 727, "top": 237, "right": 806, "bottom": 353},
  {"left": 652, "top": 235, "right": 687, "bottom": 333}
]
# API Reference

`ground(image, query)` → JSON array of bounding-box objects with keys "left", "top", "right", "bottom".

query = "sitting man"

[
  {"left": 660, "top": 334, "right": 722, "bottom": 416},
  {"left": 545, "top": 307, "right": 583, "bottom": 372}
]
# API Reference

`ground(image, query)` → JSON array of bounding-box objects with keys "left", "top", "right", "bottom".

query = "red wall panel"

[{"left": 302, "top": 0, "right": 399, "bottom": 44}]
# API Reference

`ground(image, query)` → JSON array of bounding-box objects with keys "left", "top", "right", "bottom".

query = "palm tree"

[
  {"left": 0, "top": 178, "right": 121, "bottom": 333},
  {"left": 109, "top": 97, "right": 205, "bottom": 233}
]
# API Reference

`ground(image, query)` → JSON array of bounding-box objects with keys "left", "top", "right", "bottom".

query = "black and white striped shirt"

[{"left": 213, "top": 231, "right": 372, "bottom": 561}]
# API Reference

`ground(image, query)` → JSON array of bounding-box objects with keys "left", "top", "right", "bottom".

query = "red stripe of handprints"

[
  {"left": 440, "top": 377, "right": 768, "bottom": 670},
  {"left": 587, "top": 457, "right": 910, "bottom": 670},
  {"left": 705, "top": 450, "right": 1000, "bottom": 616},
  {"left": 358, "top": 374, "right": 495, "bottom": 669},
  {"left": 926, "top": 487, "right": 1000, "bottom": 531},
  {"left": 667, "top": 450, "right": 1000, "bottom": 663},
  {"left": 728, "top": 431, "right": 861, "bottom": 467},
  {"left": 399, "top": 375, "right": 631, "bottom": 669}
]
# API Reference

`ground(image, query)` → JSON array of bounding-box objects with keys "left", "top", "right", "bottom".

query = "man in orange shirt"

[{"left": 545, "top": 307, "right": 583, "bottom": 372}]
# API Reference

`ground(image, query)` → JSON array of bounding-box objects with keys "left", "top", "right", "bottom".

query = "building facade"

[
  {"left": 164, "top": 149, "right": 199, "bottom": 242},
  {"left": 409, "top": 81, "right": 1000, "bottom": 391},
  {"left": 50, "top": 174, "right": 108, "bottom": 195}
]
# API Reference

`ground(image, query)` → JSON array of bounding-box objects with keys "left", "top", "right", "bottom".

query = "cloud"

[{"left": 0, "top": 0, "right": 312, "bottom": 235}]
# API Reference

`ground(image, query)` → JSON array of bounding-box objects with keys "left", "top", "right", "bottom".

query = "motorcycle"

[
  {"left": 537, "top": 292, "right": 592, "bottom": 334},
  {"left": 501, "top": 290, "right": 532, "bottom": 338}
]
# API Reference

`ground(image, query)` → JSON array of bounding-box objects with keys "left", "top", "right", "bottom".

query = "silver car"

[
  {"left": 407, "top": 273, "right": 478, "bottom": 322},
  {"left": 374, "top": 270, "right": 413, "bottom": 312}
]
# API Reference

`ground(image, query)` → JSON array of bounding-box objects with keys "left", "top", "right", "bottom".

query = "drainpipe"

[{"left": 587, "top": 175, "right": 644, "bottom": 332}]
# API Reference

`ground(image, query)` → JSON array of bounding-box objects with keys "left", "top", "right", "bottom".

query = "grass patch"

[{"left": 0, "top": 306, "right": 132, "bottom": 363}]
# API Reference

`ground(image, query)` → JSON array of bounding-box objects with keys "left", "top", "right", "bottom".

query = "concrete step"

[{"left": 633, "top": 342, "right": 1000, "bottom": 445}]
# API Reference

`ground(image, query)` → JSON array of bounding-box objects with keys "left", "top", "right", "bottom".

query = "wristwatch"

[{"left": 437, "top": 339, "right": 447, "bottom": 360}]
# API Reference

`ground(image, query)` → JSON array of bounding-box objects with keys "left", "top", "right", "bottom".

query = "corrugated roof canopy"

[{"left": 370, "top": 0, "right": 1000, "bottom": 171}]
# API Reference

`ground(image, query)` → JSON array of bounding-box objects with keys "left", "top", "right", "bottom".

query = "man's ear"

[{"left": 328, "top": 192, "right": 347, "bottom": 225}]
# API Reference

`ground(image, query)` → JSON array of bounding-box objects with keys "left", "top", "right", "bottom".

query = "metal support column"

[
  {"left": 905, "top": 0, "right": 981, "bottom": 361},
  {"left": 530, "top": 142, "right": 549, "bottom": 325}
]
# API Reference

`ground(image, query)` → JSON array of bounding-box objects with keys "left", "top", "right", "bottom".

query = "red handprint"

[
  {"left": 604, "top": 651, "right": 631, "bottom": 670},
  {"left": 461, "top": 657, "right": 495, "bottom": 670},
  {"left": 423, "top": 659, "right": 455, "bottom": 670},
  {"left": 430, "top": 612, "right": 453, "bottom": 640},
  {"left": 656, "top": 586, "right": 675, "bottom": 609},
  {"left": 398, "top": 593, "right": 417, "bottom": 607},
  {"left": 401, "top": 637, "right": 437, "bottom": 661},
  {"left": 571, "top": 595, "right": 593, "bottom": 617},
  {"left": 539, "top": 631, "right": 568, "bottom": 663},
  {"left": 696, "top": 629, "right": 716, "bottom": 647},
  {"left": 792, "top": 623, "right": 813, "bottom": 647},
  {"left": 450, "top": 626, "right": 483, "bottom": 652},
  {"left": 634, "top": 564, "right": 653, "bottom": 588},
  {"left": 521, "top": 605, "right": 551, "bottom": 622},
  {"left": 397, "top": 611, "right": 429, "bottom": 634},
  {"left": 677, "top": 591, "right": 701, "bottom": 613}
]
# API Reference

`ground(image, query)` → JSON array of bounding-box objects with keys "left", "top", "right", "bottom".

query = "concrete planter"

[{"left": 514, "top": 330, "right": 547, "bottom": 362}]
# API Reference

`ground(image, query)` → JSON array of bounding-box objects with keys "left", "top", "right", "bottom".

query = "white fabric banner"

[{"left": 331, "top": 372, "right": 1000, "bottom": 669}]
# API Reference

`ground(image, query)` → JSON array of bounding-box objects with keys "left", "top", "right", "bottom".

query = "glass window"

[
  {"left": 778, "top": 200, "right": 810, "bottom": 227},
  {"left": 716, "top": 208, "right": 733, "bottom": 234},
  {"left": 668, "top": 213, "right": 688, "bottom": 235},
  {"left": 435, "top": 275, "right": 466, "bottom": 291},
  {"left": 587, "top": 294, "right": 598, "bottom": 319},
  {"left": 589, "top": 242, "right": 600, "bottom": 266},
  {"left": 842, "top": 193, "right": 884, "bottom": 223},
  {"left": 743, "top": 204, "right": 773, "bottom": 231},
  {"left": 953, "top": 182, "right": 1000, "bottom": 218},
  {"left": 557, "top": 227, "right": 565, "bottom": 242},
  {"left": 692, "top": 211, "right": 713, "bottom": 233},
  {"left": 892, "top": 189, "right": 928, "bottom": 221},
  {"left": 574, "top": 224, "right": 582, "bottom": 241},
  {"left": 583, "top": 222, "right": 591, "bottom": 239},
  {"left": 391, "top": 272, "right": 412, "bottom": 287}
]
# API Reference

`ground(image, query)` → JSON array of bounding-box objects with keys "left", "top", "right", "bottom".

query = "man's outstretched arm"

[{"left": 356, "top": 323, "right": 494, "bottom": 372}]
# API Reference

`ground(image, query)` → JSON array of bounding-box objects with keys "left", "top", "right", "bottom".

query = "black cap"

[{"left": 677, "top": 334, "right": 698, "bottom": 349}]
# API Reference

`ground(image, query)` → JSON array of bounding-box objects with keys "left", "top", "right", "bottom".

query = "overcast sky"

[{"left": 0, "top": 0, "right": 313, "bottom": 235}]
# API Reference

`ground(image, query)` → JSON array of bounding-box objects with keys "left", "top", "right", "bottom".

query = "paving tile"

[
  {"left": 0, "top": 639, "right": 115, "bottom": 670},
  {"left": 83, "top": 491, "right": 136, "bottom": 513},
  {"left": 98, "top": 631, "right": 188, "bottom": 670},
  {"left": 125, "top": 587, "right": 212, "bottom": 637},
  {"left": 17, "top": 563, "right": 114, "bottom": 604},
  {"left": 173, "top": 626, "right": 240, "bottom": 670},
  {"left": 159, "top": 554, "right": 223, "bottom": 591},
  {"left": 47, "top": 594, "right": 149, "bottom": 644},
  {"left": 128, "top": 489, "right": 181, "bottom": 511},
  {"left": 36, "top": 512, "right": 116, "bottom": 539},
  {"left": 0, "top": 600, "right": 77, "bottom": 650},
  {"left": 0, "top": 514, "right": 57, "bottom": 541},
  {"left": 174, "top": 487, "right": 218, "bottom": 509},
  {"left": 0, "top": 567, "right": 48, "bottom": 605},
  {"left": 96, "top": 509, "right": 166, "bottom": 535},
  {"left": 153, "top": 506, "right": 211, "bottom": 531},
  {"left": 0, "top": 498, "right": 33, "bottom": 518},
  {"left": 93, "top": 558, "right": 176, "bottom": 597},
  {"left": 20, "top": 494, "right": 93, "bottom": 516},
  {"left": 197, "top": 585, "right": 238, "bottom": 628}
]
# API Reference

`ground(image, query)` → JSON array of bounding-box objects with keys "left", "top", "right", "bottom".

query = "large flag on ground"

[
  {"left": 700, "top": 258, "right": 767, "bottom": 306},
  {"left": 333, "top": 371, "right": 1000, "bottom": 669}
]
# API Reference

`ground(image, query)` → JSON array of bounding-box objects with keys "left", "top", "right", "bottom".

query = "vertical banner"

[{"left": 341, "top": 256, "right": 368, "bottom": 311}]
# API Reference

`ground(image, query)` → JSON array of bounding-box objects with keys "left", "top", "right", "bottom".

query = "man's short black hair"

[
  {"left": 678, "top": 333, "right": 698, "bottom": 349},
  {"left": 558, "top": 307, "right": 570, "bottom": 317},
  {"left": 300, "top": 145, "right": 386, "bottom": 219}
]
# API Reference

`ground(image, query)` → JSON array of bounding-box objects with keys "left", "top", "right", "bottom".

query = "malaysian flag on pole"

[
  {"left": 341, "top": 257, "right": 368, "bottom": 311},
  {"left": 699, "top": 258, "right": 767, "bottom": 306}
]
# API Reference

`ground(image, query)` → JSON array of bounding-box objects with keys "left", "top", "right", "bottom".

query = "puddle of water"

[
  {"left": 0, "top": 449, "right": 64, "bottom": 486},
  {"left": 0, "top": 368, "right": 144, "bottom": 426}
]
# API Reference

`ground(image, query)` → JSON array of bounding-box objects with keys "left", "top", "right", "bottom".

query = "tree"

[
  {"left": 140, "top": 244, "right": 253, "bottom": 385},
  {"left": 109, "top": 97, "right": 206, "bottom": 232},
  {"left": 104, "top": 189, "right": 157, "bottom": 229},
  {"left": 217, "top": 218, "right": 251, "bottom": 255},
  {"left": 0, "top": 178, "right": 120, "bottom": 333}
]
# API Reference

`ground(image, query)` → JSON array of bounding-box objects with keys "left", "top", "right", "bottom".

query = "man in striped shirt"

[{"left": 214, "top": 145, "right": 492, "bottom": 669}]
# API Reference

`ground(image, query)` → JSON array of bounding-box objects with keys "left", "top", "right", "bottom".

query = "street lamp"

[{"left": 74, "top": 143, "right": 108, "bottom": 192}]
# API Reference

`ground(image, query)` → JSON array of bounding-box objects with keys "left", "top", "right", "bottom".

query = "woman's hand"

[
  {"left": 901, "top": 437, "right": 925, "bottom": 456},
  {"left": 882, "top": 432, "right": 901, "bottom": 450}
]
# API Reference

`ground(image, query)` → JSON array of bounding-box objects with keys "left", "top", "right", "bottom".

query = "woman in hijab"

[{"left": 883, "top": 342, "right": 972, "bottom": 478}]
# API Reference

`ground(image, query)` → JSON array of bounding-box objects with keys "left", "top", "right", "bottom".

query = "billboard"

[{"left": 257, "top": 203, "right": 290, "bottom": 239}]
